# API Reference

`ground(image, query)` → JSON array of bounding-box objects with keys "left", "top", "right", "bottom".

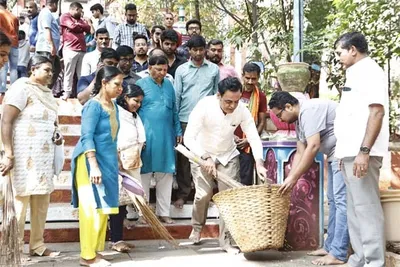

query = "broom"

[
  {"left": 120, "top": 172, "right": 178, "bottom": 247},
  {"left": 0, "top": 170, "right": 21, "bottom": 267},
  {"left": 175, "top": 144, "right": 244, "bottom": 188}
]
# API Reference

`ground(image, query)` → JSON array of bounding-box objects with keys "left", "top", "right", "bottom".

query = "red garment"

[
  {"left": 60, "top": 13, "right": 90, "bottom": 51},
  {"left": 0, "top": 8, "right": 19, "bottom": 47},
  {"left": 234, "top": 90, "right": 267, "bottom": 139},
  {"left": 175, "top": 30, "right": 182, "bottom": 47}
]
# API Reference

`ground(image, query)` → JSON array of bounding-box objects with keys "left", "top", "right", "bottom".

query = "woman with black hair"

[
  {"left": 71, "top": 66, "right": 123, "bottom": 266},
  {"left": 1, "top": 55, "right": 62, "bottom": 258},
  {"left": 108, "top": 84, "right": 146, "bottom": 252}
]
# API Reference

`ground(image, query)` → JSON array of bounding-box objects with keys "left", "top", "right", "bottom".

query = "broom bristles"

[
  {"left": 0, "top": 174, "right": 21, "bottom": 267},
  {"left": 126, "top": 191, "right": 178, "bottom": 247}
]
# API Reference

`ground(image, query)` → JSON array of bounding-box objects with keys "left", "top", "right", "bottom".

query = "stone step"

[
  {"left": 21, "top": 220, "right": 219, "bottom": 243},
  {"left": 0, "top": 202, "right": 219, "bottom": 222}
]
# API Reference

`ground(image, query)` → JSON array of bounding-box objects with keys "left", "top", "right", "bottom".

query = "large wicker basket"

[{"left": 212, "top": 184, "right": 291, "bottom": 253}]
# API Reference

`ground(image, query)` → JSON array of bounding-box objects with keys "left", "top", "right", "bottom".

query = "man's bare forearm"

[
  {"left": 361, "top": 105, "right": 385, "bottom": 148},
  {"left": 45, "top": 28, "right": 54, "bottom": 46}
]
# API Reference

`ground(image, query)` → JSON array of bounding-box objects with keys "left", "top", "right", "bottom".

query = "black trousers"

[
  {"left": 109, "top": 205, "right": 127, "bottom": 243},
  {"left": 175, "top": 122, "right": 192, "bottom": 201},
  {"left": 239, "top": 150, "right": 255, "bottom": 185}
]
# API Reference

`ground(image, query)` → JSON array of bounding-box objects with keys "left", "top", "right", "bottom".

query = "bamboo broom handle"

[{"left": 175, "top": 144, "right": 243, "bottom": 188}]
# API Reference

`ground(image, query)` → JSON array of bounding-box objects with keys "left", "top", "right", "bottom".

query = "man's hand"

[
  {"left": 278, "top": 175, "right": 297, "bottom": 196},
  {"left": 353, "top": 152, "right": 369, "bottom": 178},
  {"left": 176, "top": 136, "right": 183, "bottom": 144},
  {"left": 255, "top": 159, "right": 268, "bottom": 183},
  {"left": 50, "top": 44, "right": 56, "bottom": 57},
  {"left": 202, "top": 157, "right": 217, "bottom": 177},
  {"left": 236, "top": 138, "right": 248, "bottom": 150}
]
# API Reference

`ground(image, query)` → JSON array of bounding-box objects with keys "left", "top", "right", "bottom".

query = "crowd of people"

[{"left": 0, "top": 0, "right": 390, "bottom": 266}]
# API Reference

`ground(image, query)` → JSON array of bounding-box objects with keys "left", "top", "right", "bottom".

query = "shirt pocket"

[{"left": 164, "top": 97, "right": 174, "bottom": 110}]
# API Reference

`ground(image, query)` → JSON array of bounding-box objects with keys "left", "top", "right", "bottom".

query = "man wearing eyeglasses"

[
  {"left": 116, "top": 45, "right": 142, "bottom": 85},
  {"left": 268, "top": 91, "right": 349, "bottom": 266},
  {"left": 177, "top": 19, "right": 202, "bottom": 60},
  {"left": 132, "top": 34, "right": 149, "bottom": 73}
]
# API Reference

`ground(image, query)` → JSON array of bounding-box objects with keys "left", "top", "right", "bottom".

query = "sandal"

[
  {"left": 30, "top": 248, "right": 60, "bottom": 257},
  {"left": 80, "top": 257, "right": 111, "bottom": 267},
  {"left": 110, "top": 241, "right": 132, "bottom": 253},
  {"left": 159, "top": 216, "right": 175, "bottom": 224}
]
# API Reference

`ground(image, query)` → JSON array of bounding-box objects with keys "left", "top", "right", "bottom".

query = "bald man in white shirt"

[{"left": 184, "top": 77, "right": 267, "bottom": 253}]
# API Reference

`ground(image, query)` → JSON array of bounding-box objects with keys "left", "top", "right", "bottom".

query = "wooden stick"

[{"left": 175, "top": 144, "right": 243, "bottom": 188}]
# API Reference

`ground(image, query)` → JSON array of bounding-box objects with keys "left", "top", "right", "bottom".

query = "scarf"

[
  {"left": 25, "top": 78, "right": 58, "bottom": 114},
  {"left": 243, "top": 86, "right": 260, "bottom": 153}
]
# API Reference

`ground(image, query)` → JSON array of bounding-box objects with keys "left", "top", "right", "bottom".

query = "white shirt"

[
  {"left": 137, "top": 69, "right": 175, "bottom": 84},
  {"left": 184, "top": 95, "right": 264, "bottom": 166},
  {"left": 334, "top": 57, "right": 389, "bottom": 158},
  {"left": 117, "top": 106, "right": 146, "bottom": 150},
  {"left": 81, "top": 49, "right": 101, "bottom": 76}
]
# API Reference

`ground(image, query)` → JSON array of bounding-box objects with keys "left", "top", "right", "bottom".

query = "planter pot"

[
  {"left": 277, "top": 63, "right": 311, "bottom": 92},
  {"left": 381, "top": 190, "right": 400, "bottom": 242}
]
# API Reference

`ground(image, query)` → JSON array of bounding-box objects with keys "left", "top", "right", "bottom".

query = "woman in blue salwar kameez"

[{"left": 71, "top": 66, "right": 124, "bottom": 267}]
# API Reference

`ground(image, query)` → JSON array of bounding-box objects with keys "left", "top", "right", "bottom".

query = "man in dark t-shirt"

[{"left": 234, "top": 62, "right": 267, "bottom": 185}]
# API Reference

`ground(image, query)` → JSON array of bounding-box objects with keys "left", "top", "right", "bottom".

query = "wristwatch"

[
  {"left": 360, "top": 146, "right": 371, "bottom": 154},
  {"left": 201, "top": 154, "right": 211, "bottom": 160}
]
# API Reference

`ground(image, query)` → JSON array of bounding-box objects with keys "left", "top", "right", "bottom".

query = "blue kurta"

[
  {"left": 71, "top": 99, "right": 120, "bottom": 213},
  {"left": 137, "top": 77, "right": 182, "bottom": 174}
]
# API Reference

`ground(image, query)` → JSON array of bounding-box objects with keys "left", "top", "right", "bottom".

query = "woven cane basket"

[{"left": 212, "top": 184, "right": 291, "bottom": 253}]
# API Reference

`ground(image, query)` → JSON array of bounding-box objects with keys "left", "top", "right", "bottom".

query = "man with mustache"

[
  {"left": 81, "top": 28, "right": 111, "bottom": 76},
  {"left": 131, "top": 34, "right": 148, "bottom": 73},
  {"left": 60, "top": 2, "right": 90, "bottom": 100},
  {"left": 206, "top": 39, "right": 239, "bottom": 81},
  {"left": 173, "top": 35, "right": 219, "bottom": 210},
  {"left": 26, "top": 1, "right": 38, "bottom": 53},
  {"left": 177, "top": 19, "right": 202, "bottom": 60},
  {"left": 113, "top": 3, "right": 148, "bottom": 49},
  {"left": 234, "top": 62, "right": 266, "bottom": 185}
]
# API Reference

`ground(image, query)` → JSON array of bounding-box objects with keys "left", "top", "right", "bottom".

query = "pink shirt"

[
  {"left": 218, "top": 63, "right": 239, "bottom": 81},
  {"left": 60, "top": 13, "right": 90, "bottom": 51}
]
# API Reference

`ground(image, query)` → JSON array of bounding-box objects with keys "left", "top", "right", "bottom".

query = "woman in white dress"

[
  {"left": 0, "top": 55, "right": 62, "bottom": 258},
  {"left": 108, "top": 84, "right": 145, "bottom": 252}
]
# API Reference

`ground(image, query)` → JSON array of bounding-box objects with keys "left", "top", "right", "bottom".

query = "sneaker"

[{"left": 189, "top": 229, "right": 201, "bottom": 244}]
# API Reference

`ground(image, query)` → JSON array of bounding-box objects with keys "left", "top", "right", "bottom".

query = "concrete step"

[
  {"left": 0, "top": 202, "right": 219, "bottom": 222},
  {"left": 21, "top": 220, "right": 219, "bottom": 243}
]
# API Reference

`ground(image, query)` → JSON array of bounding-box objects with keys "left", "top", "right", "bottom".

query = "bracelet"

[{"left": 6, "top": 154, "right": 15, "bottom": 160}]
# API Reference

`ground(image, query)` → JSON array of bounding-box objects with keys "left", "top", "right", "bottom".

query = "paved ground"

[{"left": 25, "top": 239, "right": 317, "bottom": 267}]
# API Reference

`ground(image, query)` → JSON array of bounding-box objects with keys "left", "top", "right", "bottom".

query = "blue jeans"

[
  {"left": 17, "top": 66, "right": 28, "bottom": 78},
  {"left": 0, "top": 47, "right": 18, "bottom": 93},
  {"left": 324, "top": 160, "right": 350, "bottom": 261}
]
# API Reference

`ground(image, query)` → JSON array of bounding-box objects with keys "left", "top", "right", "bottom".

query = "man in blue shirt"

[
  {"left": 173, "top": 35, "right": 219, "bottom": 209},
  {"left": 26, "top": 1, "right": 38, "bottom": 53}
]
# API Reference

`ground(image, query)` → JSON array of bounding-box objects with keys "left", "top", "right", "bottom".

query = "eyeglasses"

[
  {"left": 120, "top": 58, "right": 134, "bottom": 63},
  {"left": 276, "top": 109, "right": 285, "bottom": 119},
  {"left": 188, "top": 26, "right": 200, "bottom": 31}
]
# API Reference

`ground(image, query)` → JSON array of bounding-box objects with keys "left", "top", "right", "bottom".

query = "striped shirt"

[{"left": 113, "top": 22, "right": 148, "bottom": 49}]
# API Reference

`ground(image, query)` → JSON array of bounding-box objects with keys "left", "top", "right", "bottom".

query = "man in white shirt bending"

[{"left": 184, "top": 77, "right": 267, "bottom": 253}]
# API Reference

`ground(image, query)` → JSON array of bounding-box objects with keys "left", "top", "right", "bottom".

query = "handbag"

[
  {"left": 119, "top": 143, "right": 142, "bottom": 170},
  {"left": 53, "top": 130, "right": 65, "bottom": 176}
]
